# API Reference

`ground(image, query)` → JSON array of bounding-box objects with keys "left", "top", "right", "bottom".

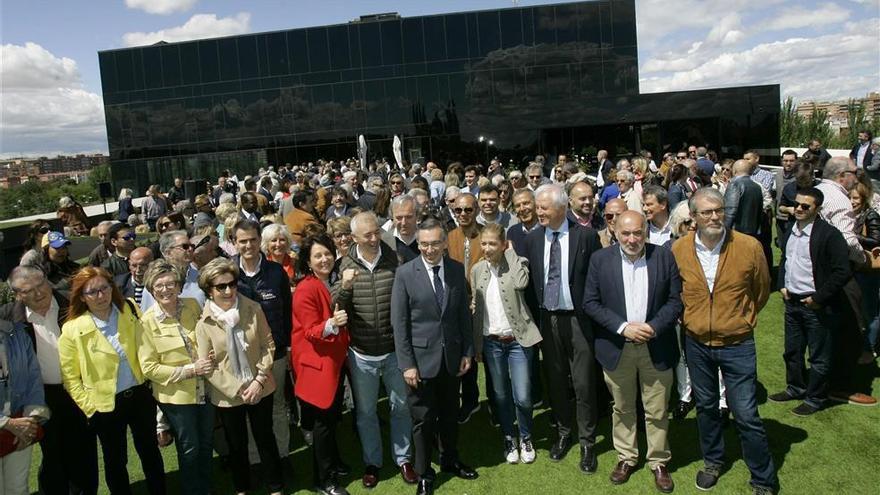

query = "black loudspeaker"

[
  {"left": 185, "top": 180, "right": 207, "bottom": 202},
  {"left": 98, "top": 182, "right": 112, "bottom": 198}
]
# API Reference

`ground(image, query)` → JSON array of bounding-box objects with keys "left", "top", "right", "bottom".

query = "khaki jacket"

[
  {"left": 137, "top": 298, "right": 203, "bottom": 405},
  {"left": 58, "top": 304, "right": 145, "bottom": 417},
  {"left": 671, "top": 230, "right": 770, "bottom": 346},
  {"left": 195, "top": 295, "right": 276, "bottom": 407},
  {"left": 470, "top": 248, "right": 542, "bottom": 355}
]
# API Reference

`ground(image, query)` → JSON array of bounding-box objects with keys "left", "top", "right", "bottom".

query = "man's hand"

[
  {"left": 403, "top": 367, "right": 420, "bottom": 388},
  {"left": 780, "top": 288, "right": 790, "bottom": 301},
  {"left": 341, "top": 269, "right": 359, "bottom": 290},
  {"left": 622, "top": 323, "right": 655, "bottom": 343},
  {"left": 457, "top": 356, "right": 472, "bottom": 377},
  {"left": 803, "top": 296, "right": 821, "bottom": 310},
  {"left": 157, "top": 430, "right": 174, "bottom": 448}
]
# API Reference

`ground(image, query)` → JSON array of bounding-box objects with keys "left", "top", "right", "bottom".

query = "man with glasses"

[
  {"left": 598, "top": 198, "right": 628, "bottom": 248},
  {"left": 116, "top": 247, "right": 153, "bottom": 306},
  {"left": 671, "top": 188, "right": 777, "bottom": 495},
  {"left": 141, "top": 230, "right": 204, "bottom": 311},
  {"left": 772, "top": 188, "right": 851, "bottom": 416},
  {"left": 231, "top": 219, "right": 294, "bottom": 465},
  {"left": 0, "top": 266, "right": 99, "bottom": 495},
  {"left": 525, "top": 163, "right": 545, "bottom": 192},
  {"left": 101, "top": 223, "right": 138, "bottom": 277},
  {"left": 391, "top": 218, "right": 477, "bottom": 495},
  {"left": 333, "top": 212, "right": 417, "bottom": 489},
  {"left": 88, "top": 220, "right": 117, "bottom": 267}
]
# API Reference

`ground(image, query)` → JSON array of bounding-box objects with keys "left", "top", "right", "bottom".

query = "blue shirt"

[{"left": 91, "top": 307, "right": 139, "bottom": 394}]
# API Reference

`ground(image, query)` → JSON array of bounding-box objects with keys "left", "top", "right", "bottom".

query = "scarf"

[{"left": 207, "top": 298, "right": 253, "bottom": 383}]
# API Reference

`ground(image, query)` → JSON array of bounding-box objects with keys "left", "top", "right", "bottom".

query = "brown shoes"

[
  {"left": 609, "top": 461, "right": 637, "bottom": 485},
  {"left": 399, "top": 462, "right": 418, "bottom": 484},
  {"left": 653, "top": 465, "right": 674, "bottom": 493},
  {"left": 830, "top": 391, "right": 878, "bottom": 406}
]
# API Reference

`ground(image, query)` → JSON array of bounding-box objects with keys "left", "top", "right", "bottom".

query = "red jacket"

[{"left": 291, "top": 275, "right": 349, "bottom": 409}]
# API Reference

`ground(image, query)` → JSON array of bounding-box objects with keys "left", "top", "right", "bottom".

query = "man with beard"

[{"left": 567, "top": 181, "right": 603, "bottom": 229}]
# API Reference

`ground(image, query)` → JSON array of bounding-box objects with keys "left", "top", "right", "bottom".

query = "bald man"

[
  {"left": 723, "top": 159, "right": 764, "bottom": 236},
  {"left": 583, "top": 211, "right": 682, "bottom": 492},
  {"left": 116, "top": 246, "right": 154, "bottom": 306},
  {"left": 598, "top": 198, "right": 628, "bottom": 248}
]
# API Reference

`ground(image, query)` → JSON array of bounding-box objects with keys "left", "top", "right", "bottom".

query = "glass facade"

[{"left": 99, "top": 0, "right": 779, "bottom": 192}]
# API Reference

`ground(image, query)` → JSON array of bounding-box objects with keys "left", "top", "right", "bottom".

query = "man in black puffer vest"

[
  {"left": 231, "top": 219, "right": 293, "bottom": 462},
  {"left": 332, "top": 211, "right": 418, "bottom": 489}
]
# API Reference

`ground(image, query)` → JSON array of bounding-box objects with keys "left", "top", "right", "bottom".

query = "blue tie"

[
  {"left": 544, "top": 231, "right": 561, "bottom": 310},
  {"left": 432, "top": 265, "right": 445, "bottom": 311}
]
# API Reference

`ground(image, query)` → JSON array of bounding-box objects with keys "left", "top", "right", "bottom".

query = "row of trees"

[
  {"left": 780, "top": 96, "right": 880, "bottom": 149},
  {"left": 0, "top": 164, "right": 111, "bottom": 221}
]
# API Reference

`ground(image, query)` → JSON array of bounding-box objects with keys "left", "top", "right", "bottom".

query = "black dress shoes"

[
  {"left": 362, "top": 465, "right": 379, "bottom": 489},
  {"left": 579, "top": 445, "right": 598, "bottom": 474},
  {"left": 317, "top": 480, "right": 349, "bottom": 495},
  {"left": 672, "top": 399, "right": 695, "bottom": 419},
  {"left": 549, "top": 435, "right": 572, "bottom": 462},
  {"left": 440, "top": 461, "right": 479, "bottom": 480},
  {"left": 416, "top": 478, "right": 434, "bottom": 495}
]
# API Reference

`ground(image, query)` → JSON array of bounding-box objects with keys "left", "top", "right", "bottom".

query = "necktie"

[
  {"left": 432, "top": 265, "right": 445, "bottom": 311},
  {"left": 544, "top": 231, "right": 561, "bottom": 310}
]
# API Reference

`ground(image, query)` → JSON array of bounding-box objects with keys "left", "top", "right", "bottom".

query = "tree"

[{"left": 780, "top": 96, "right": 806, "bottom": 146}]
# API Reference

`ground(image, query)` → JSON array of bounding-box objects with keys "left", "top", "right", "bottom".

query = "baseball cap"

[{"left": 46, "top": 231, "right": 71, "bottom": 249}]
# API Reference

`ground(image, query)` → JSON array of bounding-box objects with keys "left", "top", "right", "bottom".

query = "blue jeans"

[
  {"left": 686, "top": 336, "right": 778, "bottom": 491},
  {"left": 783, "top": 300, "right": 833, "bottom": 408},
  {"left": 347, "top": 349, "right": 412, "bottom": 467},
  {"left": 160, "top": 402, "right": 215, "bottom": 495},
  {"left": 482, "top": 336, "right": 534, "bottom": 439}
]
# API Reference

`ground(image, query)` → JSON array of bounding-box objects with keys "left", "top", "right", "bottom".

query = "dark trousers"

[
  {"left": 407, "top": 362, "right": 461, "bottom": 479},
  {"left": 783, "top": 299, "right": 833, "bottom": 408},
  {"left": 39, "top": 384, "right": 99, "bottom": 495},
  {"left": 539, "top": 311, "right": 597, "bottom": 446},
  {"left": 216, "top": 395, "right": 283, "bottom": 493},
  {"left": 460, "top": 360, "right": 495, "bottom": 413},
  {"left": 299, "top": 381, "right": 344, "bottom": 487},
  {"left": 686, "top": 337, "right": 778, "bottom": 490},
  {"left": 90, "top": 384, "right": 166, "bottom": 495},
  {"left": 160, "top": 403, "right": 215, "bottom": 495}
]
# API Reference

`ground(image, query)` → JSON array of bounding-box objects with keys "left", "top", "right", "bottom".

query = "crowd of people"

[{"left": 2, "top": 132, "right": 879, "bottom": 495}]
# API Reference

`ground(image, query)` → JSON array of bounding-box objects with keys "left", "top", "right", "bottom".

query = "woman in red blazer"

[{"left": 291, "top": 233, "right": 351, "bottom": 495}]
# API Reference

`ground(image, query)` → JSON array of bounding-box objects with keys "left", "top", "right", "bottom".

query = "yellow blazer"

[
  {"left": 195, "top": 295, "right": 276, "bottom": 408},
  {"left": 137, "top": 298, "right": 203, "bottom": 405},
  {"left": 58, "top": 304, "right": 145, "bottom": 417}
]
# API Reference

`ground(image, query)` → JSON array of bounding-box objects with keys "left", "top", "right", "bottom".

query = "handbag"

[{"left": 0, "top": 416, "right": 44, "bottom": 457}]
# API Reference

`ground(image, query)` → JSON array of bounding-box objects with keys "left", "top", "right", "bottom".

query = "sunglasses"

[
  {"left": 212, "top": 281, "right": 237, "bottom": 292},
  {"left": 194, "top": 235, "right": 212, "bottom": 250},
  {"left": 794, "top": 202, "right": 814, "bottom": 211},
  {"left": 604, "top": 212, "right": 620, "bottom": 220},
  {"left": 528, "top": 175, "right": 542, "bottom": 179},
  {"left": 453, "top": 207, "right": 475, "bottom": 214},
  {"left": 38, "top": 226, "right": 50, "bottom": 234},
  {"left": 121, "top": 232, "right": 137, "bottom": 241},
  {"left": 676, "top": 155, "right": 687, "bottom": 159},
  {"left": 174, "top": 243, "right": 195, "bottom": 251}
]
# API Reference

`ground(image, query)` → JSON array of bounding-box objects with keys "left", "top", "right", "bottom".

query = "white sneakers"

[{"left": 504, "top": 437, "right": 537, "bottom": 464}]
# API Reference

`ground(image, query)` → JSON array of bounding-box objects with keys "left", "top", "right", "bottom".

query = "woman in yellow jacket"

[
  {"left": 58, "top": 266, "right": 166, "bottom": 495},
  {"left": 137, "top": 259, "right": 215, "bottom": 495}
]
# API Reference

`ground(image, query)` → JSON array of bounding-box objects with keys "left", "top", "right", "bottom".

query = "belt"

[
  {"left": 117, "top": 385, "right": 142, "bottom": 399},
  {"left": 543, "top": 309, "right": 576, "bottom": 316},
  {"left": 486, "top": 334, "right": 516, "bottom": 344},
  {"left": 786, "top": 292, "right": 815, "bottom": 304}
]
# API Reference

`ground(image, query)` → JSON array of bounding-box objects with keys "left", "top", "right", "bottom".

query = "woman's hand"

[
  {"left": 193, "top": 357, "right": 215, "bottom": 376},
  {"left": 330, "top": 304, "right": 348, "bottom": 327},
  {"left": 239, "top": 379, "right": 264, "bottom": 405},
  {"left": 4, "top": 417, "right": 38, "bottom": 448}
]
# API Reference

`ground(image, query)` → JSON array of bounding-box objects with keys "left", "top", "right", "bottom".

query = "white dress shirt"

[
  {"left": 784, "top": 221, "right": 816, "bottom": 294},
  {"left": 483, "top": 264, "right": 514, "bottom": 337},
  {"left": 616, "top": 249, "right": 649, "bottom": 335},
  {"left": 25, "top": 297, "right": 63, "bottom": 384},
  {"left": 695, "top": 229, "right": 727, "bottom": 293},
  {"left": 543, "top": 222, "right": 573, "bottom": 310},
  {"left": 648, "top": 219, "right": 672, "bottom": 246},
  {"left": 856, "top": 142, "right": 869, "bottom": 168},
  {"left": 422, "top": 256, "right": 445, "bottom": 295}
]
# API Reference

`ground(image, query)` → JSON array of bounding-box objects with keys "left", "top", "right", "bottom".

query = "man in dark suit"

[
  {"left": 583, "top": 211, "right": 682, "bottom": 492},
  {"left": 391, "top": 218, "right": 478, "bottom": 495},
  {"left": 850, "top": 129, "right": 874, "bottom": 169},
  {"left": 523, "top": 184, "right": 602, "bottom": 472}
]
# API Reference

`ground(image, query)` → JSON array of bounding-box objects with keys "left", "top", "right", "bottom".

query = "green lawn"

[{"left": 26, "top": 291, "right": 880, "bottom": 494}]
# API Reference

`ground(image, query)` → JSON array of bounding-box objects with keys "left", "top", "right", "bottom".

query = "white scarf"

[{"left": 207, "top": 298, "right": 253, "bottom": 383}]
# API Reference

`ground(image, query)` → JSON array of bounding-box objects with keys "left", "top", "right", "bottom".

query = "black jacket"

[
  {"left": 855, "top": 208, "right": 880, "bottom": 250},
  {"left": 233, "top": 255, "right": 292, "bottom": 359},
  {"left": 167, "top": 186, "right": 185, "bottom": 206},
  {"left": 331, "top": 243, "right": 398, "bottom": 356},
  {"left": 778, "top": 218, "right": 852, "bottom": 308},
  {"left": 724, "top": 176, "right": 763, "bottom": 235}
]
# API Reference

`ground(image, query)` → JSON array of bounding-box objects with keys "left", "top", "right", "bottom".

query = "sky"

[{"left": 1, "top": 0, "right": 878, "bottom": 158}]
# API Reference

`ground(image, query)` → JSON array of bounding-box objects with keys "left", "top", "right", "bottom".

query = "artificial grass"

[{"left": 26, "top": 291, "right": 880, "bottom": 494}]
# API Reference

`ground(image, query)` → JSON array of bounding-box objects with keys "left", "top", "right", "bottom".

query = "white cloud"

[
  {"left": 122, "top": 12, "right": 251, "bottom": 47},
  {"left": 759, "top": 2, "right": 851, "bottom": 31},
  {"left": 124, "top": 0, "right": 198, "bottom": 16},
  {"left": 0, "top": 43, "right": 106, "bottom": 155}
]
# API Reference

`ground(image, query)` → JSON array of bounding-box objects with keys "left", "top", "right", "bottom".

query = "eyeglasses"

[
  {"left": 390, "top": 180, "right": 404, "bottom": 185},
  {"left": 794, "top": 202, "right": 814, "bottom": 211},
  {"left": 83, "top": 285, "right": 112, "bottom": 298},
  {"left": 212, "top": 281, "right": 237, "bottom": 292},
  {"left": 173, "top": 243, "right": 195, "bottom": 251},
  {"left": 121, "top": 232, "right": 137, "bottom": 241},
  {"left": 418, "top": 241, "right": 444, "bottom": 249},
  {"left": 332, "top": 232, "right": 351, "bottom": 240},
  {"left": 453, "top": 207, "right": 475, "bottom": 214},
  {"left": 152, "top": 282, "right": 179, "bottom": 292},
  {"left": 528, "top": 175, "right": 542, "bottom": 179},
  {"left": 696, "top": 207, "right": 724, "bottom": 219}
]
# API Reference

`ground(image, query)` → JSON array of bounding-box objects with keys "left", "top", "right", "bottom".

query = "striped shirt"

[{"left": 816, "top": 179, "right": 866, "bottom": 264}]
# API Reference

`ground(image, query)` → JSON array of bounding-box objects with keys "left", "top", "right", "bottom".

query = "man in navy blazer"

[
  {"left": 583, "top": 211, "right": 682, "bottom": 492},
  {"left": 391, "top": 218, "right": 477, "bottom": 495},
  {"left": 522, "top": 184, "right": 602, "bottom": 472}
]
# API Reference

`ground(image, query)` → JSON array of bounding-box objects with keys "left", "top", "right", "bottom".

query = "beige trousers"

[{"left": 603, "top": 342, "right": 673, "bottom": 469}]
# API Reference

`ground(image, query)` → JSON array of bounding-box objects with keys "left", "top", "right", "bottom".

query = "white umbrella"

[
  {"left": 358, "top": 134, "right": 367, "bottom": 169},
  {"left": 392, "top": 135, "right": 403, "bottom": 170}
]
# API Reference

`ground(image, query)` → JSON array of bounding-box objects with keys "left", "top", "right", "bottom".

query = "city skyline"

[{"left": 1, "top": 0, "right": 878, "bottom": 158}]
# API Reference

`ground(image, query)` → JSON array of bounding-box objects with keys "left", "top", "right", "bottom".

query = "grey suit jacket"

[
  {"left": 470, "top": 248, "right": 542, "bottom": 355},
  {"left": 391, "top": 256, "right": 474, "bottom": 379}
]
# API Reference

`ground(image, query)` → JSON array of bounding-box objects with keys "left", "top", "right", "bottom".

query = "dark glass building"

[{"left": 99, "top": 0, "right": 779, "bottom": 192}]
